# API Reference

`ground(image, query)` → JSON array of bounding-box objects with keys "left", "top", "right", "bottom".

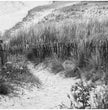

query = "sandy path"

[
  {"left": 0, "top": 62, "right": 80, "bottom": 109},
  {"left": 26, "top": 62, "right": 80, "bottom": 108}
]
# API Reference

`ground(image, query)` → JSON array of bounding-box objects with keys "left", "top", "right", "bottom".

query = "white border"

[
  {"left": 1, "top": 0, "right": 108, "bottom": 2},
  {"left": 0, "top": 0, "right": 107, "bottom": 1}
]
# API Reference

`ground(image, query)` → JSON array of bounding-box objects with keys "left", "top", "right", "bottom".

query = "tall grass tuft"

[{"left": 3, "top": 18, "right": 108, "bottom": 77}]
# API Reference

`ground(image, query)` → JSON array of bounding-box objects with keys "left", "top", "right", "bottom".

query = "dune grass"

[
  {"left": 4, "top": 19, "right": 108, "bottom": 69},
  {"left": 2, "top": 17, "right": 108, "bottom": 108},
  {"left": 2, "top": 18, "right": 108, "bottom": 86}
]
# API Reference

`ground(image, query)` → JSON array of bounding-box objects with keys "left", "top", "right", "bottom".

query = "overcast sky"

[{"left": 0, "top": 1, "right": 51, "bottom": 33}]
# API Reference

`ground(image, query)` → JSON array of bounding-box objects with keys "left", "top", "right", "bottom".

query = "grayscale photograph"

[{"left": 0, "top": 0, "right": 108, "bottom": 109}]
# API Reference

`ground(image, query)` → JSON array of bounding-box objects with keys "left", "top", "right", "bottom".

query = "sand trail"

[{"left": 0, "top": 62, "right": 79, "bottom": 109}]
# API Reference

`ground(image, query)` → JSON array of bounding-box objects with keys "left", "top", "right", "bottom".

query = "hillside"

[
  {"left": 40, "top": 1, "right": 108, "bottom": 23},
  {"left": 4, "top": 1, "right": 79, "bottom": 38},
  {"left": 4, "top": 1, "right": 108, "bottom": 40},
  {"left": 1, "top": 1, "right": 108, "bottom": 109}
]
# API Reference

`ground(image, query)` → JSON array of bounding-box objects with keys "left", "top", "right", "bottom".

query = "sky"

[{"left": 0, "top": 1, "right": 51, "bottom": 34}]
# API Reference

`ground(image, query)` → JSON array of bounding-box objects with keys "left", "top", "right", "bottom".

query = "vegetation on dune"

[
  {"left": 5, "top": 19, "right": 108, "bottom": 71},
  {"left": 3, "top": 19, "right": 108, "bottom": 78},
  {"left": 1, "top": 3, "right": 108, "bottom": 108}
]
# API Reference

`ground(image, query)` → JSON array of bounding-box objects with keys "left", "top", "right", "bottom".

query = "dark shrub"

[{"left": 0, "top": 83, "right": 13, "bottom": 95}]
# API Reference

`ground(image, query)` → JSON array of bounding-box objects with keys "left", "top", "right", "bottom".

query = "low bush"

[{"left": 0, "top": 83, "right": 13, "bottom": 95}]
